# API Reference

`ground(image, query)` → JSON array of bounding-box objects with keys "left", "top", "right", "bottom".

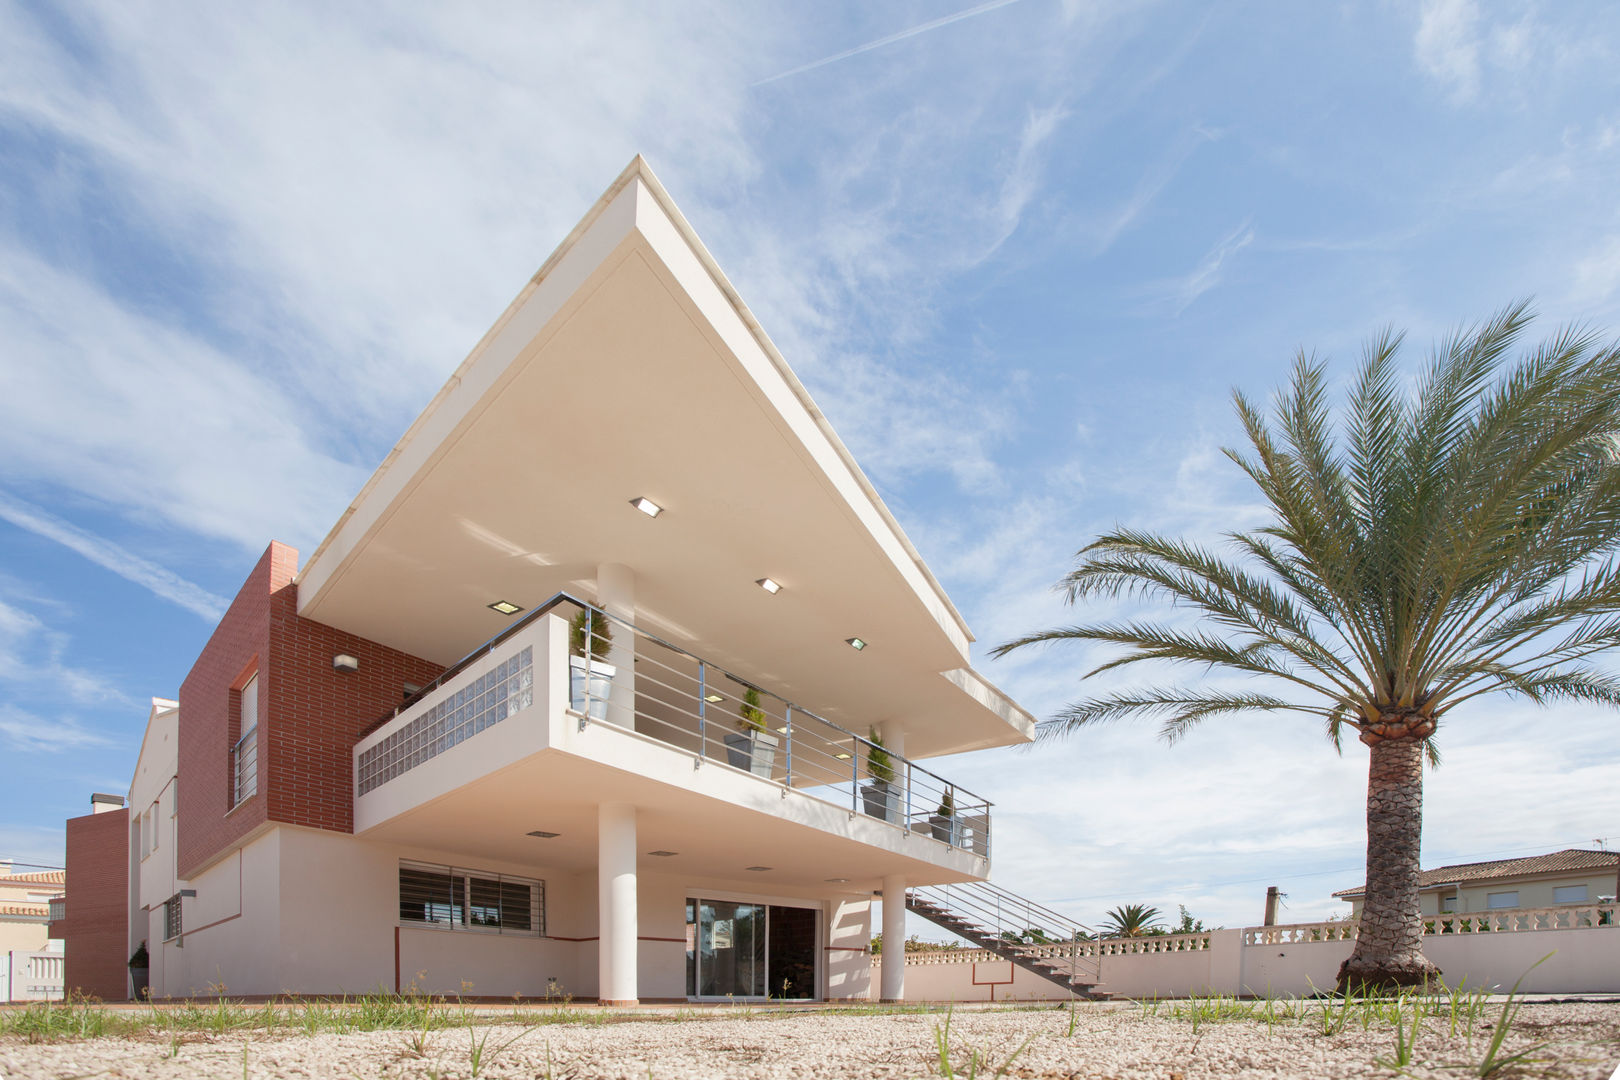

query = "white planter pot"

[{"left": 568, "top": 656, "right": 616, "bottom": 722}]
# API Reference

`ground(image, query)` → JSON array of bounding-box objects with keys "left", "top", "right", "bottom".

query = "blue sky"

[{"left": 2, "top": 1, "right": 1618, "bottom": 932}]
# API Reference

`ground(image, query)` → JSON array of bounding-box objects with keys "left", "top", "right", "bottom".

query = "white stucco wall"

[{"left": 150, "top": 824, "right": 875, "bottom": 1001}]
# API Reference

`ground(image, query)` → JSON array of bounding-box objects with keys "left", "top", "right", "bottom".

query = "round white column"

[
  {"left": 879, "top": 722, "right": 909, "bottom": 823},
  {"left": 598, "top": 802, "right": 638, "bottom": 1005},
  {"left": 881, "top": 873, "right": 907, "bottom": 1002},
  {"left": 596, "top": 563, "right": 636, "bottom": 731}
]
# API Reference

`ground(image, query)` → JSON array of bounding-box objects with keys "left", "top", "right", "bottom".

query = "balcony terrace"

[{"left": 352, "top": 594, "right": 992, "bottom": 891}]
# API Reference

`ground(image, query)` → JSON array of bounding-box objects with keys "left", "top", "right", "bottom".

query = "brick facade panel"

[
  {"left": 59, "top": 808, "right": 130, "bottom": 1001},
  {"left": 178, "top": 541, "right": 442, "bottom": 876}
]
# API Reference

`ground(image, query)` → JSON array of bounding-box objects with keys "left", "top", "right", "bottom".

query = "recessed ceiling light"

[
  {"left": 489, "top": 601, "right": 524, "bottom": 615},
  {"left": 648, "top": 850, "right": 679, "bottom": 857},
  {"left": 745, "top": 866, "right": 772, "bottom": 872},
  {"left": 825, "top": 877, "right": 850, "bottom": 884},
  {"left": 629, "top": 496, "right": 663, "bottom": 518},
  {"left": 835, "top": 752, "right": 851, "bottom": 760},
  {"left": 756, "top": 577, "right": 782, "bottom": 594},
  {"left": 846, "top": 637, "right": 867, "bottom": 651},
  {"left": 526, "top": 830, "right": 560, "bottom": 839},
  {"left": 776, "top": 725, "right": 790, "bottom": 734},
  {"left": 705, "top": 693, "right": 724, "bottom": 703}
]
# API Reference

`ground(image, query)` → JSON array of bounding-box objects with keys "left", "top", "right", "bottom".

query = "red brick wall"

[
  {"left": 265, "top": 576, "right": 443, "bottom": 832},
  {"left": 178, "top": 541, "right": 442, "bottom": 877},
  {"left": 59, "top": 808, "right": 130, "bottom": 1001},
  {"left": 176, "top": 544, "right": 282, "bottom": 877}
]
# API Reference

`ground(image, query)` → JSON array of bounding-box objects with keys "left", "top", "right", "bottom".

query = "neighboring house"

[
  {"left": 59, "top": 158, "right": 1036, "bottom": 1004},
  {"left": 0, "top": 861, "right": 67, "bottom": 955},
  {"left": 1335, "top": 849, "right": 1620, "bottom": 918}
]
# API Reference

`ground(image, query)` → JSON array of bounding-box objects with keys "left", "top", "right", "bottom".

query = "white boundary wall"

[
  {"left": 880, "top": 905, "right": 1620, "bottom": 1000},
  {"left": 2, "top": 948, "right": 66, "bottom": 1002}
]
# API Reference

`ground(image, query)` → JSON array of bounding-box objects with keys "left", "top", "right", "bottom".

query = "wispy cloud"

[
  {"left": 753, "top": 0, "right": 1026, "bottom": 86},
  {"left": 1164, "top": 219, "right": 1255, "bottom": 316},
  {"left": 0, "top": 492, "right": 227, "bottom": 620},
  {"left": 1094, "top": 127, "right": 1219, "bottom": 255},
  {"left": 0, "top": 597, "right": 134, "bottom": 707},
  {"left": 0, "top": 704, "right": 114, "bottom": 753},
  {"left": 1414, "top": 0, "right": 1483, "bottom": 102}
]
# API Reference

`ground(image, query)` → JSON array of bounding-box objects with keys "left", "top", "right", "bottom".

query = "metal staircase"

[{"left": 902, "top": 881, "right": 1109, "bottom": 999}]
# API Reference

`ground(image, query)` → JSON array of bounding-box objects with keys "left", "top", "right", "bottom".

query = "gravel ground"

[{"left": 3, "top": 1001, "right": 1619, "bottom": 1080}]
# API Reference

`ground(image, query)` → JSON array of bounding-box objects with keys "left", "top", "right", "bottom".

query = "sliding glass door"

[{"left": 685, "top": 898, "right": 818, "bottom": 999}]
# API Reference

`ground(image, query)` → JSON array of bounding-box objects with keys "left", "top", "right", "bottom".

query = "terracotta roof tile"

[
  {"left": 0, "top": 902, "right": 50, "bottom": 917},
  {"left": 1335, "top": 848, "right": 1620, "bottom": 898},
  {"left": 0, "top": 869, "right": 66, "bottom": 885}
]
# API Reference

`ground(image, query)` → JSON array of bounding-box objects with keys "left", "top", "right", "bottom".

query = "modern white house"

[{"left": 61, "top": 158, "right": 1090, "bottom": 1005}]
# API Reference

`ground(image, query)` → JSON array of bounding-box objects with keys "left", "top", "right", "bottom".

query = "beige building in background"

[
  {"left": 1335, "top": 848, "right": 1620, "bottom": 918},
  {"left": 0, "top": 862, "right": 64, "bottom": 953}
]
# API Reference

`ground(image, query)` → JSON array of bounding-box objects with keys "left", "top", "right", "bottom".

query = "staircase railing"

[{"left": 908, "top": 880, "right": 1102, "bottom": 987}]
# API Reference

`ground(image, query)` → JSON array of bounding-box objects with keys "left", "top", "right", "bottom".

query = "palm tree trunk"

[{"left": 1336, "top": 736, "right": 1440, "bottom": 991}]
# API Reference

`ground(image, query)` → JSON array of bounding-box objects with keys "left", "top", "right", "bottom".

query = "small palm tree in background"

[
  {"left": 996, "top": 304, "right": 1620, "bottom": 990},
  {"left": 1101, "top": 904, "right": 1165, "bottom": 938}
]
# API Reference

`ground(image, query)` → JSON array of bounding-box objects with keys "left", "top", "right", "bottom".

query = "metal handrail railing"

[
  {"left": 568, "top": 598, "right": 992, "bottom": 856},
  {"left": 357, "top": 589, "right": 992, "bottom": 854}
]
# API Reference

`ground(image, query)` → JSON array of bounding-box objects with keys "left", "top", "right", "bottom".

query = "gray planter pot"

[
  {"left": 568, "top": 656, "right": 616, "bottom": 721},
  {"left": 861, "top": 780, "right": 900, "bottom": 824},
  {"left": 723, "top": 730, "right": 779, "bottom": 776},
  {"left": 929, "top": 814, "right": 962, "bottom": 845}
]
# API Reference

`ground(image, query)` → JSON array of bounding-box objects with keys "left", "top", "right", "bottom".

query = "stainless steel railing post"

[{"left": 697, "top": 661, "right": 707, "bottom": 761}]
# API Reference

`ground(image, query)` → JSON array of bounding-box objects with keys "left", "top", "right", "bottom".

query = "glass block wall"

[{"left": 358, "top": 646, "right": 534, "bottom": 795}]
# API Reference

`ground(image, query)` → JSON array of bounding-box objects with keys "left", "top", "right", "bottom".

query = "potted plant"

[
  {"left": 929, "top": 786, "right": 961, "bottom": 845},
  {"left": 128, "top": 940, "right": 149, "bottom": 1001},
  {"left": 568, "top": 607, "right": 615, "bottom": 722},
  {"left": 860, "top": 729, "right": 900, "bottom": 823},
  {"left": 723, "top": 687, "right": 779, "bottom": 777}
]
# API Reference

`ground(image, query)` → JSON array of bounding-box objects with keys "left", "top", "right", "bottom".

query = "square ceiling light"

[
  {"left": 526, "top": 830, "right": 560, "bottom": 839},
  {"left": 648, "top": 850, "right": 678, "bottom": 857},
  {"left": 756, "top": 577, "right": 782, "bottom": 594},
  {"left": 629, "top": 496, "right": 663, "bottom": 517},
  {"left": 489, "top": 601, "right": 524, "bottom": 615},
  {"left": 745, "top": 866, "right": 772, "bottom": 872},
  {"left": 705, "top": 693, "right": 724, "bottom": 703},
  {"left": 845, "top": 637, "right": 867, "bottom": 651}
]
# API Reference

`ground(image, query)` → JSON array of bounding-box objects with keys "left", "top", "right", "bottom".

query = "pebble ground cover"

[{"left": 2, "top": 992, "right": 1617, "bottom": 1079}]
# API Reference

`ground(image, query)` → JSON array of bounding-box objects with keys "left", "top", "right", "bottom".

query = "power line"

[{"left": 0, "top": 858, "right": 66, "bottom": 871}]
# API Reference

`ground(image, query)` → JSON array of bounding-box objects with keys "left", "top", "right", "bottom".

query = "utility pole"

[{"left": 1263, "top": 886, "right": 1280, "bottom": 927}]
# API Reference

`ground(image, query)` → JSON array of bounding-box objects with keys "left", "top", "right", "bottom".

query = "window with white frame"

[
  {"left": 1486, "top": 891, "right": 1519, "bottom": 909},
  {"left": 397, "top": 861, "right": 543, "bottom": 936},
  {"left": 1439, "top": 896, "right": 1457, "bottom": 913},
  {"left": 1553, "top": 885, "right": 1589, "bottom": 904},
  {"left": 233, "top": 675, "right": 259, "bottom": 806}
]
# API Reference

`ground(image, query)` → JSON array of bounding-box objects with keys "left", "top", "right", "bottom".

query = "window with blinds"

[{"left": 398, "top": 861, "right": 543, "bottom": 936}]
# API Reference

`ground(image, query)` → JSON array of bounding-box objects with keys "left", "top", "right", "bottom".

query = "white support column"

[
  {"left": 598, "top": 802, "right": 638, "bottom": 1005},
  {"left": 879, "top": 722, "right": 909, "bottom": 826},
  {"left": 596, "top": 563, "right": 636, "bottom": 731},
  {"left": 881, "top": 873, "right": 906, "bottom": 1002}
]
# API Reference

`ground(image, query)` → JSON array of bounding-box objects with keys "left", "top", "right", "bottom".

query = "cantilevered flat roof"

[{"left": 296, "top": 157, "right": 1033, "bottom": 758}]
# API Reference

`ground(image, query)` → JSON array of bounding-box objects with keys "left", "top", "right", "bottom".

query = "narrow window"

[
  {"left": 163, "top": 894, "right": 183, "bottom": 940},
  {"left": 233, "top": 675, "right": 259, "bottom": 806},
  {"left": 1553, "top": 885, "right": 1589, "bottom": 904}
]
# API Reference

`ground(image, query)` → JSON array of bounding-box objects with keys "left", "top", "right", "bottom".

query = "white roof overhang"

[{"left": 295, "top": 158, "right": 1033, "bottom": 758}]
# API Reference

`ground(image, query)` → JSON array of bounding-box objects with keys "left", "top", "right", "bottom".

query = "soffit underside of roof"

[{"left": 295, "top": 184, "right": 1027, "bottom": 755}]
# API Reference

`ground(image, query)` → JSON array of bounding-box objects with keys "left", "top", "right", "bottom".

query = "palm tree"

[
  {"left": 995, "top": 304, "right": 1620, "bottom": 990},
  {"left": 1100, "top": 904, "right": 1164, "bottom": 938}
]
